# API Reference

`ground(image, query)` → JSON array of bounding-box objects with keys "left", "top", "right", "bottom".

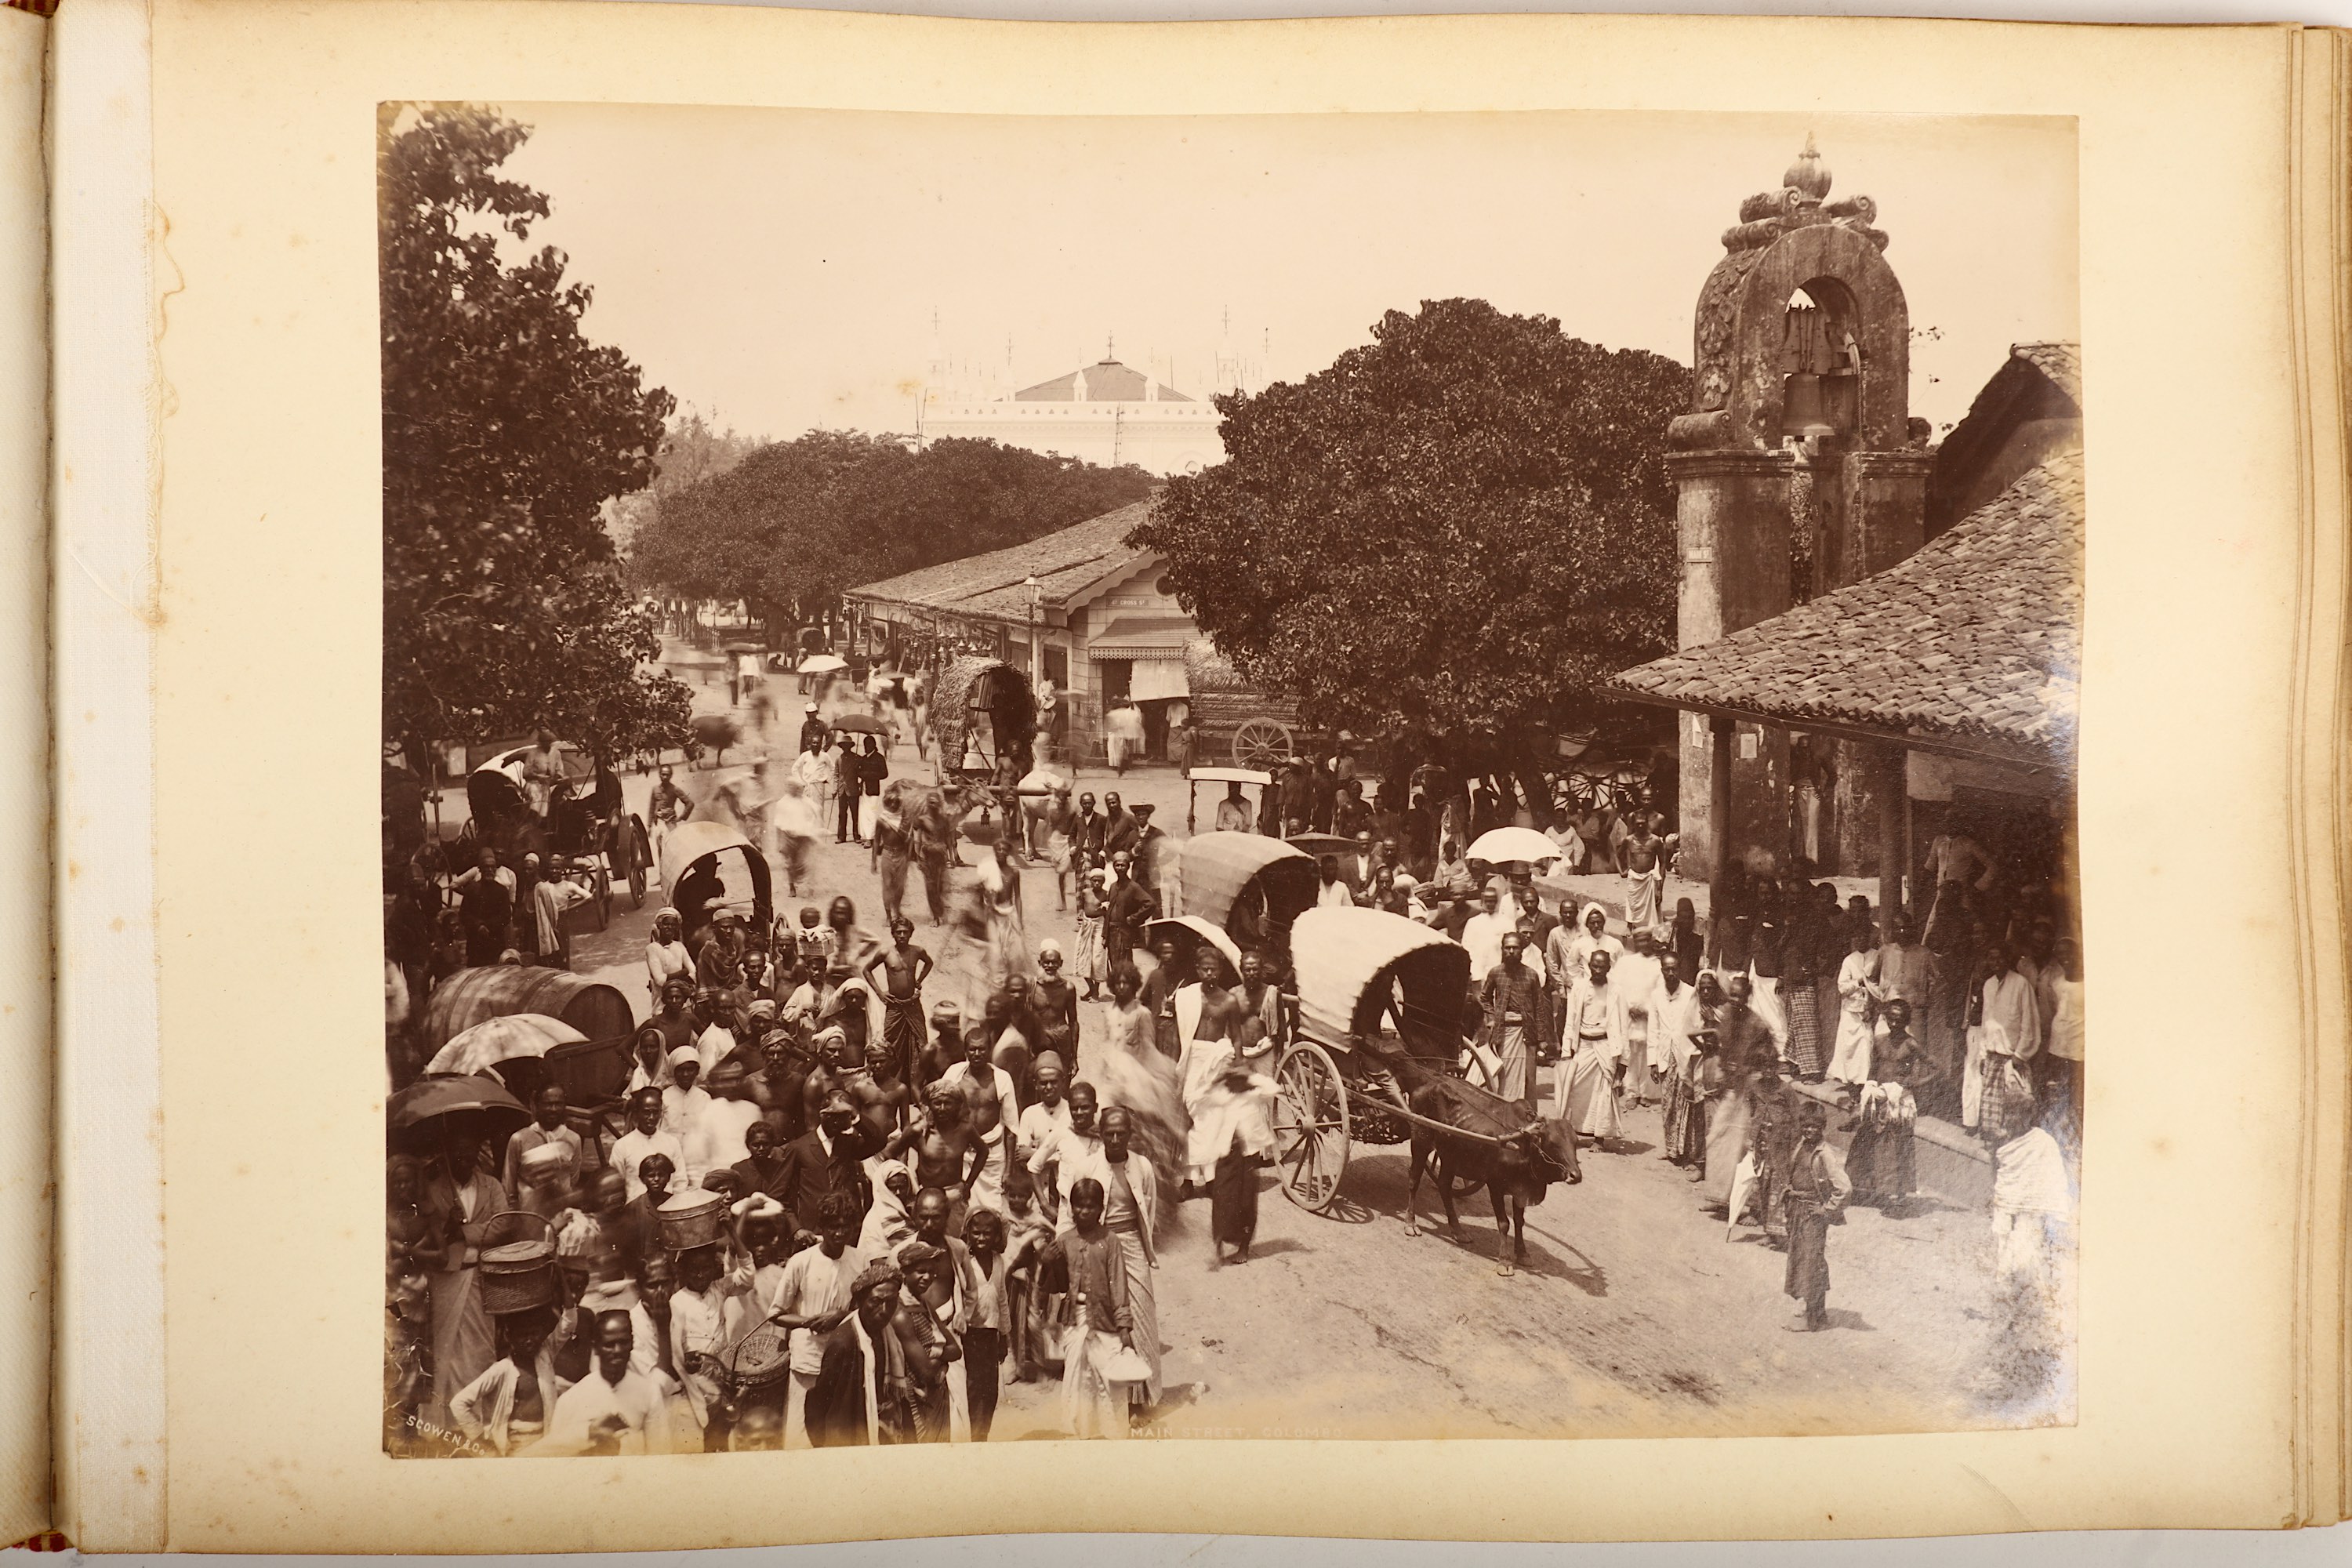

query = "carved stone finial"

[{"left": 1784, "top": 134, "right": 1831, "bottom": 205}]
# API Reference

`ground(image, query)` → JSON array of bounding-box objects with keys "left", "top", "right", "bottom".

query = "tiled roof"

[
  {"left": 2010, "top": 342, "right": 2081, "bottom": 407},
  {"left": 844, "top": 500, "right": 1159, "bottom": 624},
  {"left": 1606, "top": 450, "right": 2083, "bottom": 766},
  {"left": 1014, "top": 360, "right": 1192, "bottom": 404}
]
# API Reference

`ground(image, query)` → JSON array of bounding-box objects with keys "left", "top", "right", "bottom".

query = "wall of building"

[{"left": 920, "top": 401, "right": 1224, "bottom": 477}]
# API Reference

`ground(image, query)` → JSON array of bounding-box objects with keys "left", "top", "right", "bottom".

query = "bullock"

[{"left": 1402, "top": 1079, "right": 1581, "bottom": 1277}]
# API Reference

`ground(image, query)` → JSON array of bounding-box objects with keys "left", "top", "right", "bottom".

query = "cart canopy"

[
  {"left": 1174, "top": 832, "right": 1316, "bottom": 931},
  {"left": 418, "top": 967, "right": 637, "bottom": 1055},
  {"left": 1290, "top": 907, "right": 1472, "bottom": 1044},
  {"left": 466, "top": 740, "right": 594, "bottom": 824},
  {"left": 1144, "top": 915, "right": 1244, "bottom": 982}
]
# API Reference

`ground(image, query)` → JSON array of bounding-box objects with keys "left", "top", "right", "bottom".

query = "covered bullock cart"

[
  {"left": 1275, "top": 907, "right": 1566, "bottom": 1215},
  {"left": 932, "top": 655, "right": 1036, "bottom": 784},
  {"left": 1171, "top": 830, "right": 1317, "bottom": 976},
  {"left": 416, "top": 967, "right": 638, "bottom": 1144}
]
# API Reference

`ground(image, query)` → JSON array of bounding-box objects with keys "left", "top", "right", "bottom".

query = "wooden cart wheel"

[
  {"left": 1232, "top": 720, "right": 1296, "bottom": 772},
  {"left": 624, "top": 815, "right": 648, "bottom": 909},
  {"left": 1272, "top": 1040, "right": 1350, "bottom": 1213}
]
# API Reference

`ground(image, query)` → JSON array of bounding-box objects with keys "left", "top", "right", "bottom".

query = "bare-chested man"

[
  {"left": 1176, "top": 946, "right": 1251, "bottom": 1192},
  {"left": 864, "top": 916, "right": 931, "bottom": 1095},
  {"left": 940, "top": 1024, "right": 1019, "bottom": 1217},
  {"left": 890, "top": 1083, "right": 984, "bottom": 1221},
  {"left": 752, "top": 1027, "right": 817, "bottom": 1144},
  {"left": 921, "top": 1001, "right": 964, "bottom": 1089},
  {"left": 800, "top": 1025, "right": 902, "bottom": 1146},
  {"left": 1235, "top": 949, "right": 1284, "bottom": 1072},
  {"left": 1623, "top": 812, "right": 1666, "bottom": 932}
]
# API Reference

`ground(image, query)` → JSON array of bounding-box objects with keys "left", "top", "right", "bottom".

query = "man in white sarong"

[
  {"left": 1174, "top": 947, "right": 1250, "bottom": 1185},
  {"left": 1458, "top": 884, "right": 1512, "bottom": 988},
  {"left": 1559, "top": 903, "right": 1624, "bottom": 993},
  {"left": 1555, "top": 949, "right": 1630, "bottom": 1148},
  {"left": 1613, "top": 931, "right": 1665, "bottom": 1108}
]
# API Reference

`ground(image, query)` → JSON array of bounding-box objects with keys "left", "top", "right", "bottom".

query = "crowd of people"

[
  {"left": 385, "top": 699, "right": 1304, "bottom": 1457},
  {"left": 386, "top": 673, "right": 2082, "bottom": 1456}
]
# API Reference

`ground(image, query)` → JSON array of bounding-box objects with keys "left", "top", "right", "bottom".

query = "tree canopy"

[
  {"left": 379, "top": 103, "right": 691, "bottom": 767},
  {"left": 627, "top": 431, "right": 1155, "bottom": 631},
  {"left": 1131, "top": 297, "right": 1690, "bottom": 756}
]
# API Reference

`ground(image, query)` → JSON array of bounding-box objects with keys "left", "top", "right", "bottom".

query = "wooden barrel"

[{"left": 418, "top": 967, "right": 637, "bottom": 1056}]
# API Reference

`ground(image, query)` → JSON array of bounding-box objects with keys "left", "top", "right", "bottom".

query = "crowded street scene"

[{"left": 380, "top": 104, "right": 2083, "bottom": 1456}]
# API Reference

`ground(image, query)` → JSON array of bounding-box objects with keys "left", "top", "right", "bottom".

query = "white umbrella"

[
  {"left": 1466, "top": 826, "right": 1566, "bottom": 867},
  {"left": 796, "top": 653, "right": 848, "bottom": 674},
  {"left": 426, "top": 1014, "right": 588, "bottom": 1077}
]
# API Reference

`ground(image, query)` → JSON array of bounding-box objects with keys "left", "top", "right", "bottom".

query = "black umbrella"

[{"left": 387, "top": 1073, "right": 530, "bottom": 1155}]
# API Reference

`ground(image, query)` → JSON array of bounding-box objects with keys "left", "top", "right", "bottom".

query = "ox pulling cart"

[{"left": 1274, "top": 907, "right": 1579, "bottom": 1273}]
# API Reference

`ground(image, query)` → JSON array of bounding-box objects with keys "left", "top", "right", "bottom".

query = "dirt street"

[{"left": 537, "top": 677, "right": 2049, "bottom": 1443}]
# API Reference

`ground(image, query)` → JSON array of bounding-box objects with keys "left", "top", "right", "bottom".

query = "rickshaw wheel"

[
  {"left": 1232, "top": 720, "right": 1295, "bottom": 772},
  {"left": 1272, "top": 1040, "right": 1349, "bottom": 1213},
  {"left": 624, "top": 815, "right": 648, "bottom": 909}
]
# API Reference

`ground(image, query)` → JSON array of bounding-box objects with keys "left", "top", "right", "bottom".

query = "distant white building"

[
  {"left": 920, "top": 355, "right": 1222, "bottom": 476},
  {"left": 916, "top": 325, "right": 1265, "bottom": 477}
]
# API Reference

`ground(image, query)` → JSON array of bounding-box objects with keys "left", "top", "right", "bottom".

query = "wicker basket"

[
  {"left": 477, "top": 1210, "right": 557, "bottom": 1315},
  {"left": 656, "top": 1189, "right": 728, "bottom": 1252}
]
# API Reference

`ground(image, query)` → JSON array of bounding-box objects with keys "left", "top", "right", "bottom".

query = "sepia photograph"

[{"left": 377, "top": 101, "right": 2084, "bottom": 1458}]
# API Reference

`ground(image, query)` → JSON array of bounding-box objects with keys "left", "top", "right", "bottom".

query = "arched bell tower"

[{"left": 1668, "top": 138, "right": 1934, "bottom": 877}]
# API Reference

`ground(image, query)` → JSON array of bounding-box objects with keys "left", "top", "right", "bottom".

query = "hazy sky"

[{"left": 492, "top": 104, "right": 2078, "bottom": 442}]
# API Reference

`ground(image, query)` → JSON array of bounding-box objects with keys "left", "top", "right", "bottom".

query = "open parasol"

[
  {"left": 1466, "top": 826, "right": 1566, "bottom": 868},
  {"left": 425, "top": 1014, "right": 587, "bottom": 1078},
  {"left": 1283, "top": 831, "right": 1356, "bottom": 859},
  {"left": 828, "top": 713, "right": 891, "bottom": 737},
  {"left": 387, "top": 1073, "right": 531, "bottom": 1152},
  {"left": 796, "top": 653, "right": 848, "bottom": 675}
]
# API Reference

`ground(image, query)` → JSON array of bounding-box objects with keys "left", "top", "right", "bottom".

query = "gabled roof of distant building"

[
  {"left": 843, "top": 499, "right": 1161, "bottom": 626},
  {"left": 1014, "top": 359, "right": 1193, "bottom": 404},
  {"left": 1926, "top": 341, "right": 2083, "bottom": 536},
  {"left": 1606, "top": 449, "right": 2083, "bottom": 769}
]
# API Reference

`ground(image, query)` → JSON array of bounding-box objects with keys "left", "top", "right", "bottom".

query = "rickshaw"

[
  {"left": 416, "top": 967, "right": 639, "bottom": 1160},
  {"left": 1273, "top": 906, "right": 1551, "bottom": 1214},
  {"left": 1181, "top": 764, "right": 1272, "bottom": 836},
  {"left": 1169, "top": 831, "right": 1317, "bottom": 975},
  {"left": 657, "top": 819, "right": 775, "bottom": 950}
]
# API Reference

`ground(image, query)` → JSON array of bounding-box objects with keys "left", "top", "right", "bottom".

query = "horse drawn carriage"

[
  {"left": 456, "top": 741, "right": 652, "bottom": 922},
  {"left": 1270, "top": 907, "right": 1577, "bottom": 1270}
]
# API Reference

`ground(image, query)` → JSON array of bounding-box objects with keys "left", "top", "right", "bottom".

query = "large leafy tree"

[
  {"left": 380, "top": 103, "right": 691, "bottom": 768},
  {"left": 1133, "top": 298, "right": 1689, "bottom": 761},
  {"left": 628, "top": 432, "right": 1154, "bottom": 633}
]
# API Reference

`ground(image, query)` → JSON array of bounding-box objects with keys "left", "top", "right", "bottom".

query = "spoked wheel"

[
  {"left": 624, "top": 815, "right": 648, "bottom": 909},
  {"left": 1272, "top": 1040, "right": 1350, "bottom": 1212},
  {"left": 1232, "top": 720, "right": 1296, "bottom": 772}
]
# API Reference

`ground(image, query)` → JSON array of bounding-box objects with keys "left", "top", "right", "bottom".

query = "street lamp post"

[{"left": 1024, "top": 574, "right": 1043, "bottom": 681}]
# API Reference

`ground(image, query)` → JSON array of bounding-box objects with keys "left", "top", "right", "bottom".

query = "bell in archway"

[{"left": 1781, "top": 371, "right": 1825, "bottom": 442}]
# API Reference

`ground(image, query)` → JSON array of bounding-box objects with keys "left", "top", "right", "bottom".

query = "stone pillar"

[
  {"left": 1707, "top": 714, "right": 1734, "bottom": 964},
  {"left": 1828, "top": 450, "right": 1933, "bottom": 874},
  {"left": 1670, "top": 448, "right": 1792, "bottom": 873},
  {"left": 1838, "top": 449, "right": 1934, "bottom": 583},
  {"left": 1875, "top": 742, "right": 1909, "bottom": 931}
]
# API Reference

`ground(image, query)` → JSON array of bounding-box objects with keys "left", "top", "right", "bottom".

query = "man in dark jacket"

[{"left": 776, "top": 1091, "right": 877, "bottom": 1236}]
